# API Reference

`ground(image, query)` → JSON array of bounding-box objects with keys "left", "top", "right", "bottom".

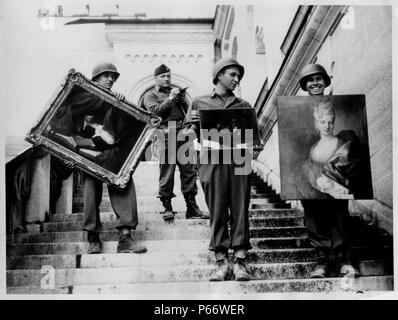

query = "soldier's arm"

[
  {"left": 143, "top": 91, "right": 174, "bottom": 116},
  {"left": 185, "top": 99, "right": 200, "bottom": 123}
]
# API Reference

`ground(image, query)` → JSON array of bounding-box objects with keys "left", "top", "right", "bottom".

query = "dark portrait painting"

[
  {"left": 26, "top": 69, "right": 160, "bottom": 188},
  {"left": 199, "top": 108, "right": 262, "bottom": 149},
  {"left": 45, "top": 84, "right": 147, "bottom": 174},
  {"left": 277, "top": 95, "right": 373, "bottom": 200}
]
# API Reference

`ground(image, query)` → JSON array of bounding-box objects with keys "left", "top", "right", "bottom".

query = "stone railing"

[
  {"left": 252, "top": 124, "right": 302, "bottom": 211},
  {"left": 252, "top": 5, "right": 393, "bottom": 235},
  {"left": 6, "top": 146, "right": 74, "bottom": 236}
]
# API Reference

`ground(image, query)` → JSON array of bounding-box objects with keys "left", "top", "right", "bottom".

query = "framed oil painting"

[
  {"left": 25, "top": 69, "right": 161, "bottom": 188},
  {"left": 198, "top": 108, "right": 263, "bottom": 150},
  {"left": 277, "top": 95, "right": 373, "bottom": 200}
]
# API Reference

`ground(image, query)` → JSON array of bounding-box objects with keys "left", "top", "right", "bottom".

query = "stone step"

[
  {"left": 6, "top": 249, "right": 316, "bottom": 270},
  {"left": 49, "top": 209, "right": 303, "bottom": 223},
  {"left": 250, "top": 198, "right": 284, "bottom": 204},
  {"left": 251, "top": 187, "right": 273, "bottom": 193},
  {"left": 72, "top": 194, "right": 282, "bottom": 207},
  {"left": 251, "top": 184, "right": 270, "bottom": 189},
  {"left": 251, "top": 203, "right": 291, "bottom": 209},
  {"left": 73, "top": 203, "right": 210, "bottom": 214},
  {"left": 42, "top": 219, "right": 208, "bottom": 233},
  {"left": 7, "top": 239, "right": 211, "bottom": 256},
  {"left": 11, "top": 227, "right": 308, "bottom": 244},
  {"left": 252, "top": 209, "right": 302, "bottom": 218},
  {"left": 41, "top": 217, "right": 304, "bottom": 233},
  {"left": 251, "top": 237, "right": 310, "bottom": 249},
  {"left": 250, "top": 193, "right": 280, "bottom": 199},
  {"left": 7, "top": 237, "right": 311, "bottom": 256},
  {"left": 7, "top": 275, "right": 393, "bottom": 294},
  {"left": 251, "top": 227, "right": 307, "bottom": 238},
  {"left": 7, "top": 260, "right": 392, "bottom": 287},
  {"left": 7, "top": 246, "right": 392, "bottom": 270},
  {"left": 72, "top": 200, "right": 291, "bottom": 216}
]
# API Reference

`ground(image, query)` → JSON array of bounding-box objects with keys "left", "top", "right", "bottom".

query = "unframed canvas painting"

[{"left": 277, "top": 95, "right": 373, "bottom": 200}]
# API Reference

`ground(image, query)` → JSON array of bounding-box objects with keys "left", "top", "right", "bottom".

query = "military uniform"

[
  {"left": 143, "top": 85, "right": 198, "bottom": 199},
  {"left": 83, "top": 174, "right": 138, "bottom": 233},
  {"left": 191, "top": 91, "right": 253, "bottom": 254},
  {"left": 68, "top": 62, "right": 146, "bottom": 254},
  {"left": 301, "top": 199, "right": 352, "bottom": 266},
  {"left": 55, "top": 84, "right": 140, "bottom": 233},
  {"left": 298, "top": 64, "right": 356, "bottom": 277}
]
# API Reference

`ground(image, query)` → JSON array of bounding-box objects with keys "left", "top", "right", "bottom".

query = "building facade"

[
  {"left": 213, "top": 5, "right": 392, "bottom": 234},
  {"left": 3, "top": 3, "right": 393, "bottom": 234}
]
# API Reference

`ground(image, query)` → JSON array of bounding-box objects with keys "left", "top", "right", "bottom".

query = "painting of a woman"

[{"left": 302, "top": 99, "right": 369, "bottom": 199}]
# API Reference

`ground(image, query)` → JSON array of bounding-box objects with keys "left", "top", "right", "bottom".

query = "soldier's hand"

[
  {"left": 150, "top": 116, "right": 162, "bottom": 128},
  {"left": 176, "top": 91, "right": 186, "bottom": 103},
  {"left": 169, "top": 88, "right": 180, "bottom": 100},
  {"left": 190, "top": 110, "right": 200, "bottom": 122},
  {"left": 114, "top": 92, "right": 125, "bottom": 101},
  {"left": 62, "top": 159, "right": 75, "bottom": 169}
]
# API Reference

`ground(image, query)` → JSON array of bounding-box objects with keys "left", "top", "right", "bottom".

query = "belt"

[{"left": 160, "top": 120, "right": 184, "bottom": 129}]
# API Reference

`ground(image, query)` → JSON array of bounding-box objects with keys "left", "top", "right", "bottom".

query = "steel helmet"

[
  {"left": 91, "top": 62, "right": 120, "bottom": 81},
  {"left": 298, "top": 63, "right": 331, "bottom": 91},
  {"left": 212, "top": 58, "right": 245, "bottom": 85}
]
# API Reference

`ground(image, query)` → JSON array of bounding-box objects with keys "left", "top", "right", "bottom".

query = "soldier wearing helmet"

[
  {"left": 188, "top": 57, "right": 253, "bottom": 282},
  {"left": 298, "top": 63, "right": 331, "bottom": 94},
  {"left": 91, "top": 62, "right": 123, "bottom": 99},
  {"left": 297, "top": 63, "right": 359, "bottom": 279},
  {"left": 92, "top": 62, "right": 120, "bottom": 82},
  {"left": 54, "top": 62, "right": 147, "bottom": 255}
]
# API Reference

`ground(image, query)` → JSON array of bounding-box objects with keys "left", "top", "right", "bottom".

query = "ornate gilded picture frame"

[{"left": 26, "top": 69, "right": 161, "bottom": 188}]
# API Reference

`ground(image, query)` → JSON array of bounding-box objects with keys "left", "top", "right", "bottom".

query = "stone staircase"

[{"left": 6, "top": 162, "right": 393, "bottom": 294}]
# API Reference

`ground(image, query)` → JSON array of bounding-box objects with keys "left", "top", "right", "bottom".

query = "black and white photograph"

[
  {"left": 277, "top": 95, "right": 373, "bottom": 200},
  {"left": 1, "top": 0, "right": 395, "bottom": 301}
]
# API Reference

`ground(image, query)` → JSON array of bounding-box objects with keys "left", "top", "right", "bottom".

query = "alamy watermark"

[
  {"left": 40, "top": 265, "right": 55, "bottom": 289},
  {"left": 145, "top": 121, "right": 255, "bottom": 175}
]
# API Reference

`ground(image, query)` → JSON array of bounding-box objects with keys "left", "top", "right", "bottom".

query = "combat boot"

[
  {"left": 209, "top": 258, "right": 230, "bottom": 281},
  {"left": 233, "top": 257, "right": 251, "bottom": 281},
  {"left": 161, "top": 197, "right": 174, "bottom": 222},
  {"left": 87, "top": 231, "right": 101, "bottom": 254},
  {"left": 184, "top": 193, "right": 209, "bottom": 219},
  {"left": 117, "top": 229, "right": 147, "bottom": 254}
]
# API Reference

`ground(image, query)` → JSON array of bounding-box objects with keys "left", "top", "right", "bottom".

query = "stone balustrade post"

[
  {"left": 55, "top": 174, "right": 74, "bottom": 215},
  {"left": 24, "top": 153, "right": 50, "bottom": 225}
]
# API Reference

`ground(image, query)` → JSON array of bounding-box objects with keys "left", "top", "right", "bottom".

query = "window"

[
  {"left": 255, "top": 26, "right": 265, "bottom": 54},
  {"left": 232, "top": 37, "right": 238, "bottom": 59}
]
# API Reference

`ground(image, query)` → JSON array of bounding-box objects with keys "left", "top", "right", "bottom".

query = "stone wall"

[{"left": 256, "top": 6, "right": 393, "bottom": 233}]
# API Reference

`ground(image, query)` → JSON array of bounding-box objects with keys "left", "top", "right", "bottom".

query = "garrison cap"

[{"left": 154, "top": 64, "right": 171, "bottom": 76}]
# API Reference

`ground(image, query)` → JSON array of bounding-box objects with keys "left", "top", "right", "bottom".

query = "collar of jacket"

[
  {"left": 154, "top": 85, "right": 171, "bottom": 93},
  {"left": 210, "top": 89, "right": 241, "bottom": 105}
]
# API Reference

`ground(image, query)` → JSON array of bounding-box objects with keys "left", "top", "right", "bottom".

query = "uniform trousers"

[
  {"left": 302, "top": 199, "right": 352, "bottom": 266},
  {"left": 198, "top": 163, "right": 252, "bottom": 253},
  {"left": 83, "top": 174, "right": 138, "bottom": 233},
  {"left": 158, "top": 137, "right": 198, "bottom": 199}
]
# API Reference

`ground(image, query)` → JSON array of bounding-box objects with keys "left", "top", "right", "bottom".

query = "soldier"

[
  {"left": 143, "top": 64, "right": 208, "bottom": 221},
  {"left": 298, "top": 63, "right": 359, "bottom": 278},
  {"left": 78, "top": 62, "right": 147, "bottom": 255},
  {"left": 187, "top": 58, "right": 253, "bottom": 281}
]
